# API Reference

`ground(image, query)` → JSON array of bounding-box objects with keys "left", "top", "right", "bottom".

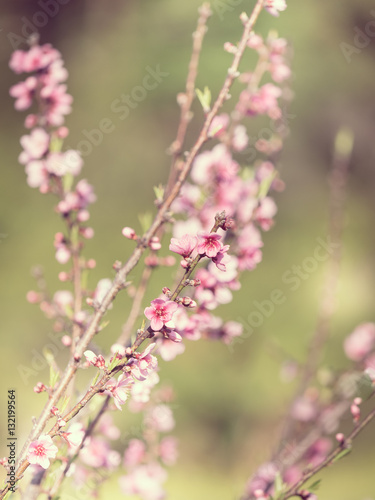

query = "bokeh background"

[{"left": 1, "top": 1, "right": 375, "bottom": 499}]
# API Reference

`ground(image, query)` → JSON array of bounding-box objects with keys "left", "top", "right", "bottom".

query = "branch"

[
  {"left": 284, "top": 403, "right": 375, "bottom": 498},
  {"left": 1, "top": 2, "right": 265, "bottom": 498}
]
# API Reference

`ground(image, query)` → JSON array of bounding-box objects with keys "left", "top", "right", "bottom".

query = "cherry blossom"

[
  {"left": 27, "top": 435, "right": 58, "bottom": 469},
  {"left": 264, "top": 0, "right": 287, "bottom": 17},
  {"left": 169, "top": 234, "right": 198, "bottom": 258},
  {"left": 197, "top": 232, "right": 222, "bottom": 258},
  {"left": 144, "top": 299, "right": 178, "bottom": 331}
]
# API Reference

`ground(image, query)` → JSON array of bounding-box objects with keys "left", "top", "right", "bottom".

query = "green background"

[{"left": 0, "top": 0, "right": 375, "bottom": 498}]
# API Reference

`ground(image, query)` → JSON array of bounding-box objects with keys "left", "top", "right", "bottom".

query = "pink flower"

[
  {"left": 291, "top": 395, "right": 317, "bottom": 422},
  {"left": 191, "top": 144, "right": 239, "bottom": 185},
  {"left": 237, "top": 224, "right": 263, "bottom": 271},
  {"left": 208, "top": 113, "right": 229, "bottom": 138},
  {"left": 159, "top": 436, "right": 178, "bottom": 466},
  {"left": 211, "top": 244, "right": 230, "bottom": 271},
  {"left": 197, "top": 232, "right": 222, "bottom": 258},
  {"left": 255, "top": 197, "right": 278, "bottom": 231},
  {"left": 123, "top": 439, "right": 146, "bottom": 468},
  {"left": 9, "top": 77, "right": 37, "bottom": 110},
  {"left": 19, "top": 128, "right": 49, "bottom": 164},
  {"left": 144, "top": 299, "right": 178, "bottom": 331},
  {"left": 27, "top": 435, "right": 58, "bottom": 469},
  {"left": 169, "top": 234, "right": 198, "bottom": 258},
  {"left": 264, "top": 0, "right": 287, "bottom": 17},
  {"left": 145, "top": 404, "right": 175, "bottom": 433},
  {"left": 63, "top": 423, "right": 85, "bottom": 450},
  {"left": 237, "top": 83, "right": 282, "bottom": 119},
  {"left": 344, "top": 323, "right": 375, "bottom": 361},
  {"left": 232, "top": 124, "right": 249, "bottom": 151},
  {"left": 119, "top": 463, "right": 167, "bottom": 500},
  {"left": 80, "top": 437, "right": 120, "bottom": 469},
  {"left": 131, "top": 343, "right": 158, "bottom": 381},
  {"left": 106, "top": 373, "right": 133, "bottom": 410},
  {"left": 158, "top": 338, "right": 186, "bottom": 361},
  {"left": 45, "top": 150, "right": 83, "bottom": 177}
]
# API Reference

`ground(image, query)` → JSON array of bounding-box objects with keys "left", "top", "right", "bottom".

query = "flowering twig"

[
  {"left": 1, "top": 2, "right": 273, "bottom": 498},
  {"left": 284, "top": 403, "right": 375, "bottom": 499}
]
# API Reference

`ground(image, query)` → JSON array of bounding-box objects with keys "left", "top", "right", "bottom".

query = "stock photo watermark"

[{"left": 340, "top": 10, "right": 375, "bottom": 63}]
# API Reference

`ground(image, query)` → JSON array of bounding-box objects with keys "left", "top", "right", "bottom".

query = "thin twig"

[{"left": 284, "top": 404, "right": 375, "bottom": 498}]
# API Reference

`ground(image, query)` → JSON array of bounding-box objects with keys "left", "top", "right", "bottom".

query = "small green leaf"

[
  {"left": 332, "top": 446, "right": 352, "bottom": 463},
  {"left": 49, "top": 365, "right": 59, "bottom": 388},
  {"left": 273, "top": 472, "right": 286, "bottom": 500},
  {"left": 153, "top": 184, "right": 165, "bottom": 202},
  {"left": 138, "top": 212, "right": 152, "bottom": 233},
  {"left": 308, "top": 479, "right": 321, "bottom": 492},
  {"left": 195, "top": 86, "right": 211, "bottom": 113},
  {"left": 108, "top": 355, "right": 120, "bottom": 372},
  {"left": 258, "top": 170, "right": 277, "bottom": 199},
  {"left": 91, "top": 370, "right": 101, "bottom": 386},
  {"left": 60, "top": 395, "right": 70, "bottom": 414},
  {"left": 99, "top": 320, "right": 110, "bottom": 332}
]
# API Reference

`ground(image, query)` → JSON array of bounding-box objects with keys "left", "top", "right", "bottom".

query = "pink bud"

[
  {"left": 57, "top": 126, "right": 69, "bottom": 138},
  {"left": 33, "top": 382, "right": 46, "bottom": 393},
  {"left": 58, "top": 271, "right": 70, "bottom": 281},
  {"left": 77, "top": 209, "right": 90, "bottom": 222},
  {"left": 354, "top": 397, "right": 362, "bottom": 405},
  {"left": 80, "top": 226, "right": 94, "bottom": 239},
  {"left": 86, "top": 258, "right": 96, "bottom": 269},
  {"left": 51, "top": 406, "right": 59, "bottom": 416},
  {"left": 122, "top": 226, "right": 137, "bottom": 239},
  {"left": 351, "top": 404, "right": 360, "bottom": 421},
  {"left": 26, "top": 290, "right": 40, "bottom": 303},
  {"left": 61, "top": 335, "right": 71, "bottom": 347},
  {"left": 162, "top": 287, "right": 171, "bottom": 296},
  {"left": 335, "top": 433, "right": 345, "bottom": 443},
  {"left": 224, "top": 42, "right": 237, "bottom": 54}
]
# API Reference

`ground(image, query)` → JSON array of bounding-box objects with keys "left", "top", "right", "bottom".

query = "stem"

[
  {"left": 46, "top": 397, "right": 110, "bottom": 500},
  {"left": 284, "top": 404, "right": 375, "bottom": 498},
  {"left": 117, "top": 265, "right": 153, "bottom": 346}
]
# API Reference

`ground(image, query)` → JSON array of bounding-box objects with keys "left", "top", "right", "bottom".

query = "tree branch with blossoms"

[{"left": 1, "top": 1, "right": 293, "bottom": 499}]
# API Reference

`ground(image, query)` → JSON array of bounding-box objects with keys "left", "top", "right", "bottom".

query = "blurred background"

[{"left": 1, "top": 0, "right": 375, "bottom": 498}]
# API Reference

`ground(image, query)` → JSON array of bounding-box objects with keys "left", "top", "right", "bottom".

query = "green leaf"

[
  {"left": 49, "top": 365, "right": 59, "bottom": 389},
  {"left": 195, "top": 86, "right": 211, "bottom": 113},
  {"left": 138, "top": 212, "right": 152, "bottom": 233},
  {"left": 99, "top": 320, "right": 110, "bottom": 332},
  {"left": 91, "top": 370, "right": 101, "bottom": 386},
  {"left": 308, "top": 479, "right": 321, "bottom": 492},
  {"left": 332, "top": 446, "right": 352, "bottom": 463},
  {"left": 60, "top": 395, "right": 70, "bottom": 414},
  {"left": 273, "top": 472, "right": 286, "bottom": 500},
  {"left": 258, "top": 170, "right": 277, "bottom": 199},
  {"left": 153, "top": 184, "right": 165, "bottom": 203}
]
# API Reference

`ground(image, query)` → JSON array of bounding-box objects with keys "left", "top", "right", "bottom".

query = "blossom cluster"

[{"left": 9, "top": 41, "right": 96, "bottom": 267}]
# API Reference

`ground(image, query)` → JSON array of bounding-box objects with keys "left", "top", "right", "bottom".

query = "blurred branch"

[{"left": 278, "top": 127, "right": 353, "bottom": 448}]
